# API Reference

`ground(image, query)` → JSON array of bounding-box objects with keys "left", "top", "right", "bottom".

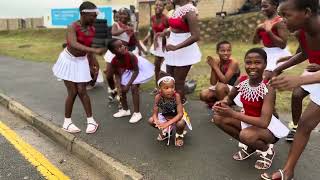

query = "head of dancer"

[
  {"left": 261, "top": 0, "right": 280, "bottom": 18},
  {"left": 166, "top": 0, "right": 175, "bottom": 11},
  {"left": 108, "top": 39, "right": 128, "bottom": 56},
  {"left": 155, "top": 0, "right": 166, "bottom": 15},
  {"left": 216, "top": 41, "right": 232, "bottom": 62},
  {"left": 157, "top": 72, "right": 176, "bottom": 98},
  {"left": 244, "top": 48, "right": 267, "bottom": 83},
  {"left": 278, "top": 0, "right": 319, "bottom": 32},
  {"left": 118, "top": 7, "right": 131, "bottom": 24},
  {"left": 79, "top": 1, "right": 98, "bottom": 26}
]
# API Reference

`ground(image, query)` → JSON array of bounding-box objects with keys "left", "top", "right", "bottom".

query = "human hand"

[
  {"left": 94, "top": 48, "right": 107, "bottom": 55},
  {"left": 212, "top": 103, "right": 234, "bottom": 117},
  {"left": 256, "top": 23, "right": 265, "bottom": 31},
  {"left": 156, "top": 121, "right": 170, "bottom": 130},
  {"left": 264, "top": 20, "right": 273, "bottom": 32},
  {"left": 306, "top": 63, "right": 320, "bottom": 72},
  {"left": 270, "top": 75, "right": 302, "bottom": 91},
  {"left": 166, "top": 44, "right": 177, "bottom": 51}
]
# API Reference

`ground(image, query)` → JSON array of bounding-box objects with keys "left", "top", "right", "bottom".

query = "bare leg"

[
  {"left": 291, "top": 87, "right": 309, "bottom": 126},
  {"left": 213, "top": 114, "right": 242, "bottom": 141},
  {"left": 215, "top": 83, "right": 230, "bottom": 100},
  {"left": 63, "top": 81, "right": 78, "bottom": 118},
  {"left": 106, "top": 63, "right": 115, "bottom": 90},
  {"left": 120, "top": 85, "right": 129, "bottom": 110},
  {"left": 77, "top": 83, "right": 92, "bottom": 117},
  {"left": 154, "top": 56, "right": 164, "bottom": 82},
  {"left": 282, "top": 101, "right": 320, "bottom": 177},
  {"left": 131, "top": 84, "right": 140, "bottom": 113}
]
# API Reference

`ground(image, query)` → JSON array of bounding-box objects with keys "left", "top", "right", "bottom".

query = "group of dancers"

[{"left": 52, "top": 0, "right": 320, "bottom": 179}]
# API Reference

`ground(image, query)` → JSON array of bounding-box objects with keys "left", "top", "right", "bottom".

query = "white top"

[{"left": 111, "top": 22, "right": 130, "bottom": 43}]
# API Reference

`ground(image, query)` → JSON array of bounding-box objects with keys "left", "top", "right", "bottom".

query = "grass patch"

[{"left": 0, "top": 29, "right": 309, "bottom": 112}]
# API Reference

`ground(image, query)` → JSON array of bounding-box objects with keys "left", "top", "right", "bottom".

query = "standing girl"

[
  {"left": 52, "top": 1, "right": 105, "bottom": 134},
  {"left": 163, "top": 0, "right": 201, "bottom": 104},
  {"left": 213, "top": 48, "right": 289, "bottom": 170},
  {"left": 148, "top": 72, "right": 192, "bottom": 147},
  {"left": 107, "top": 39, "right": 154, "bottom": 123},
  {"left": 261, "top": 0, "right": 320, "bottom": 179},
  {"left": 149, "top": 0, "right": 169, "bottom": 91},
  {"left": 253, "top": 0, "right": 291, "bottom": 80}
]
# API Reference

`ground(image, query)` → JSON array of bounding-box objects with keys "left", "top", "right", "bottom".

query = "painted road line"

[{"left": 0, "top": 121, "right": 70, "bottom": 180}]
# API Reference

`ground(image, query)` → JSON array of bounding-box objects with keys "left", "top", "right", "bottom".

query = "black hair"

[
  {"left": 267, "top": 0, "right": 280, "bottom": 7},
  {"left": 107, "top": 39, "right": 119, "bottom": 52},
  {"left": 216, "top": 40, "right": 231, "bottom": 51},
  {"left": 245, "top": 48, "right": 267, "bottom": 63},
  {"left": 113, "top": 10, "right": 117, "bottom": 13},
  {"left": 79, "top": 1, "right": 97, "bottom": 13},
  {"left": 119, "top": 7, "right": 131, "bottom": 17},
  {"left": 281, "top": 0, "right": 319, "bottom": 14}
]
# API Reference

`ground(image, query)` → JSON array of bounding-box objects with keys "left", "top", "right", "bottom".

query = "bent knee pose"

[
  {"left": 262, "top": 0, "right": 320, "bottom": 179},
  {"left": 200, "top": 41, "right": 240, "bottom": 107},
  {"left": 52, "top": 1, "right": 106, "bottom": 134},
  {"left": 108, "top": 39, "right": 154, "bottom": 123},
  {"left": 148, "top": 72, "right": 192, "bottom": 147},
  {"left": 212, "top": 48, "right": 289, "bottom": 171}
]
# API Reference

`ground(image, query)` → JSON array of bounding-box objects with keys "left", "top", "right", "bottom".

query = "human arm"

[
  {"left": 152, "top": 94, "right": 161, "bottom": 126},
  {"left": 158, "top": 93, "right": 184, "bottom": 129},
  {"left": 166, "top": 11, "right": 200, "bottom": 51},
  {"left": 214, "top": 86, "right": 275, "bottom": 129},
  {"left": 214, "top": 78, "right": 240, "bottom": 107},
  {"left": 125, "top": 54, "right": 139, "bottom": 88},
  {"left": 271, "top": 72, "right": 320, "bottom": 90},
  {"left": 213, "top": 60, "right": 239, "bottom": 84},
  {"left": 265, "top": 21, "right": 288, "bottom": 49},
  {"left": 88, "top": 53, "right": 99, "bottom": 80},
  {"left": 252, "top": 23, "right": 264, "bottom": 44},
  {"left": 111, "top": 23, "right": 128, "bottom": 36}
]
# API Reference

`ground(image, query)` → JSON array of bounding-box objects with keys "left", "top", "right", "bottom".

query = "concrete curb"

[{"left": 0, "top": 93, "right": 143, "bottom": 180}]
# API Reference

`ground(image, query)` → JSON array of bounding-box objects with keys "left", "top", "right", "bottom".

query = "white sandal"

[
  {"left": 62, "top": 123, "right": 81, "bottom": 133},
  {"left": 255, "top": 145, "right": 275, "bottom": 170},
  {"left": 86, "top": 122, "right": 99, "bottom": 134}
]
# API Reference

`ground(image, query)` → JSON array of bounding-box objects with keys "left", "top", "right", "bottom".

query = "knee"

[
  {"left": 148, "top": 117, "right": 155, "bottom": 126},
  {"left": 292, "top": 88, "right": 306, "bottom": 100},
  {"left": 239, "top": 130, "right": 257, "bottom": 144},
  {"left": 68, "top": 89, "right": 78, "bottom": 97},
  {"left": 297, "top": 118, "right": 314, "bottom": 134},
  {"left": 77, "top": 88, "right": 87, "bottom": 98},
  {"left": 176, "top": 119, "right": 186, "bottom": 130},
  {"left": 213, "top": 115, "right": 224, "bottom": 126},
  {"left": 199, "top": 90, "right": 208, "bottom": 101}
]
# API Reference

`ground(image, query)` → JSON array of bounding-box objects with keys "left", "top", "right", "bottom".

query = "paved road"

[
  {"left": 0, "top": 104, "right": 106, "bottom": 180},
  {"left": 1, "top": 56, "right": 320, "bottom": 179}
]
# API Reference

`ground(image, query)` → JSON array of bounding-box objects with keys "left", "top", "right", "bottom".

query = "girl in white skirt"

[
  {"left": 262, "top": 0, "right": 320, "bottom": 179},
  {"left": 161, "top": 0, "right": 201, "bottom": 103},
  {"left": 107, "top": 39, "right": 154, "bottom": 123},
  {"left": 148, "top": 72, "right": 192, "bottom": 147},
  {"left": 149, "top": 0, "right": 169, "bottom": 90},
  {"left": 253, "top": 0, "right": 291, "bottom": 80},
  {"left": 52, "top": 1, "right": 106, "bottom": 134},
  {"left": 212, "top": 48, "right": 289, "bottom": 170},
  {"left": 104, "top": 8, "right": 146, "bottom": 101}
]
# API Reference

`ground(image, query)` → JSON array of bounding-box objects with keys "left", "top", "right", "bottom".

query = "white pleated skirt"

[
  {"left": 52, "top": 48, "right": 91, "bottom": 83},
  {"left": 121, "top": 56, "right": 155, "bottom": 85},
  {"left": 301, "top": 70, "right": 320, "bottom": 106},
  {"left": 150, "top": 36, "right": 165, "bottom": 57},
  {"left": 263, "top": 47, "right": 291, "bottom": 71},
  {"left": 241, "top": 115, "right": 289, "bottom": 139},
  {"left": 164, "top": 32, "right": 202, "bottom": 66}
]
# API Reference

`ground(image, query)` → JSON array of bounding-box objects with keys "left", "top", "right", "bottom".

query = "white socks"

[{"left": 87, "top": 116, "right": 96, "bottom": 124}]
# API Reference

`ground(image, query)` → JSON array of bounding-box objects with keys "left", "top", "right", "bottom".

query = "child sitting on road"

[
  {"left": 107, "top": 39, "right": 154, "bottom": 123},
  {"left": 148, "top": 72, "right": 192, "bottom": 147}
]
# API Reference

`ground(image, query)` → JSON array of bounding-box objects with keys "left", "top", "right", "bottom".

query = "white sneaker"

[
  {"left": 129, "top": 112, "right": 142, "bottom": 123},
  {"left": 113, "top": 109, "right": 131, "bottom": 118}
]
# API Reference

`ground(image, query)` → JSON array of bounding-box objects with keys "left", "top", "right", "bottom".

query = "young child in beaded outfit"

[
  {"left": 148, "top": 72, "right": 192, "bottom": 147},
  {"left": 212, "top": 48, "right": 289, "bottom": 170}
]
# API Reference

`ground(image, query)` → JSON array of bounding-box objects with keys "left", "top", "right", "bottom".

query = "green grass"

[{"left": 0, "top": 29, "right": 309, "bottom": 112}]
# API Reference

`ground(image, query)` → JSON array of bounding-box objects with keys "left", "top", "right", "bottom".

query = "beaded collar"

[
  {"left": 236, "top": 79, "right": 268, "bottom": 102},
  {"left": 171, "top": 4, "right": 197, "bottom": 18}
]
